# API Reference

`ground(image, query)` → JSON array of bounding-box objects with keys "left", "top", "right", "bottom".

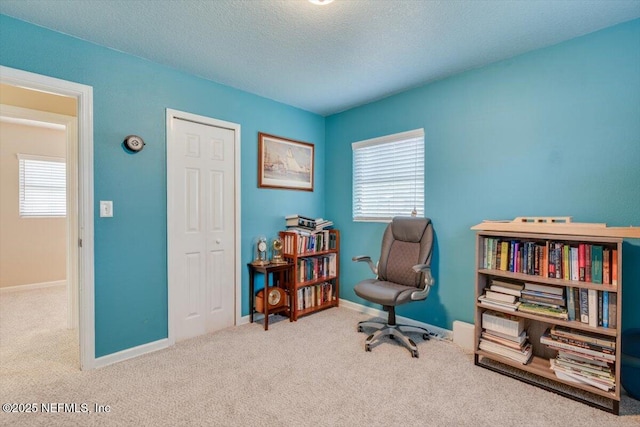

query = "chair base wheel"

[{"left": 358, "top": 320, "right": 430, "bottom": 357}]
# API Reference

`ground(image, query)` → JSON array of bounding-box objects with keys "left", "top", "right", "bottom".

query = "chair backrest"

[{"left": 377, "top": 217, "right": 433, "bottom": 288}]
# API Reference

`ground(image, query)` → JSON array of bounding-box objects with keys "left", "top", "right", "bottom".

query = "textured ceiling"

[{"left": 1, "top": 0, "right": 639, "bottom": 116}]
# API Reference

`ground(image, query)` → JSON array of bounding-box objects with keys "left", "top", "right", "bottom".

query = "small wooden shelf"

[
  {"left": 473, "top": 223, "right": 624, "bottom": 414},
  {"left": 279, "top": 229, "right": 340, "bottom": 321}
]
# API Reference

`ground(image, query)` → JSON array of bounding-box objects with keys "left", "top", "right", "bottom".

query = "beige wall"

[
  {"left": 0, "top": 84, "right": 76, "bottom": 116},
  {"left": 0, "top": 121, "right": 67, "bottom": 287}
]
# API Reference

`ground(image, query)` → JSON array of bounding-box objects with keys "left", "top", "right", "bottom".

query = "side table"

[{"left": 247, "top": 262, "right": 293, "bottom": 330}]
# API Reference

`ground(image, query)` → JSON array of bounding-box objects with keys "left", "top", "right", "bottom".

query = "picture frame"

[{"left": 258, "top": 132, "right": 314, "bottom": 191}]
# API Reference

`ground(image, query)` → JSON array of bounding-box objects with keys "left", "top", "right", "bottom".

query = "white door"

[{"left": 168, "top": 115, "right": 236, "bottom": 342}]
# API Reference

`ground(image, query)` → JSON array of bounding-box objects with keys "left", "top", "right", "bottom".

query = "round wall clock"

[{"left": 124, "top": 135, "right": 145, "bottom": 152}]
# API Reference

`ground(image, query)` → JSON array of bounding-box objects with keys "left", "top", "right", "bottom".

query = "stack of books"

[
  {"left": 478, "top": 279, "right": 523, "bottom": 312},
  {"left": 517, "top": 283, "right": 568, "bottom": 320},
  {"left": 479, "top": 311, "right": 532, "bottom": 364},
  {"left": 314, "top": 218, "right": 334, "bottom": 230},
  {"left": 541, "top": 326, "right": 616, "bottom": 391},
  {"left": 285, "top": 215, "right": 334, "bottom": 233}
]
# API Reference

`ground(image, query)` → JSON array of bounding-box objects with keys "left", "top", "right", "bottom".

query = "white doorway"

[
  {"left": 166, "top": 109, "right": 241, "bottom": 343},
  {"left": 0, "top": 65, "right": 95, "bottom": 370}
]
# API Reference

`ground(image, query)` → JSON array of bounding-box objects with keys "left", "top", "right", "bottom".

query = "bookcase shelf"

[
  {"left": 473, "top": 227, "right": 623, "bottom": 414},
  {"left": 279, "top": 229, "right": 340, "bottom": 321}
]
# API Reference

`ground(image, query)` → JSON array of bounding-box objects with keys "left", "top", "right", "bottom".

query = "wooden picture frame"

[{"left": 258, "top": 132, "right": 314, "bottom": 191}]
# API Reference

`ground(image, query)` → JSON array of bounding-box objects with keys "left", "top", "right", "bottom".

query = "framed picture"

[{"left": 258, "top": 132, "right": 314, "bottom": 191}]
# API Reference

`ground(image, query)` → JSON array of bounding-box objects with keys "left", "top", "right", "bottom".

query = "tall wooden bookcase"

[
  {"left": 471, "top": 220, "right": 640, "bottom": 415},
  {"left": 279, "top": 229, "right": 340, "bottom": 320}
]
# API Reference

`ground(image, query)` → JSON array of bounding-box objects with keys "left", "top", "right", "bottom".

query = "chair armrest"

[
  {"left": 410, "top": 264, "right": 435, "bottom": 300},
  {"left": 352, "top": 255, "right": 377, "bottom": 275}
]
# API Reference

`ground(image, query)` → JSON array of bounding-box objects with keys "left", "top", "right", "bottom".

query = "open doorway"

[
  {"left": 0, "top": 85, "right": 78, "bottom": 372},
  {"left": 0, "top": 66, "right": 95, "bottom": 370}
]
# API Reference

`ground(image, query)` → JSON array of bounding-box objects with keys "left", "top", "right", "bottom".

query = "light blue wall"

[
  {"left": 326, "top": 19, "right": 640, "bottom": 331},
  {"left": 2, "top": 14, "right": 639, "bottom": 358},
  {"left": 0, "top": 15, "right": 325, "bottom": 357}
]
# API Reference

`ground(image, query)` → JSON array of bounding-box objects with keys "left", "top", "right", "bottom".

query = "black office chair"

[{"left": 352, "top": 216, "right": 434, "bottom": 358}]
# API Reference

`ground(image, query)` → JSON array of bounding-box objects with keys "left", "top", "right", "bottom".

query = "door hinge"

[{"left": 79, "top": 238, "right": 83, "bottom": 248}]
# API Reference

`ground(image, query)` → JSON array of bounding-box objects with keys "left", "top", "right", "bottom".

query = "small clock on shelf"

[
  {"left": 270, "top": 237, "right": 287, "bottom": 265},
  {"left": 251, "top": 235, "right": 269, "bottom": 266},
  {"left": 255, "top": 287, "right": 287, "bottom": 313}
]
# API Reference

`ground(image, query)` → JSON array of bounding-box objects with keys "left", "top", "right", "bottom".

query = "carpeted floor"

[{"left": 1, "top": 286, "right": 638, "bottom": 426}]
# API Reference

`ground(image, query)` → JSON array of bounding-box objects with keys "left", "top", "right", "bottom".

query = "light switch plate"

[{"left": 100, "top": 201, "right": 113, "bottom": 217}]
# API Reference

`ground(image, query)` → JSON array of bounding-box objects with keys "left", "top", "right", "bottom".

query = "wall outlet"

[{"left": 453, "top": 320, "right": 475, "bottom": 352}]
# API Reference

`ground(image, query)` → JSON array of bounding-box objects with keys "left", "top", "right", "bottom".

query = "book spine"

[
  {"left": 588, "top": 289, "right": 597, "bottom": 327},
  {"left": 579, "top": 288, "right": 589, "bottom": 324},
  {"left": 602, "top": 247, "right": 610, "bottom": 285},
  {"left": 578, "top": 243, "right": 586, "bottom": 281},
  {"left": 585, "top": 244, "right": 592, "bottom": 283},
  {"left": 611, "top": 249, "right": 618, "bottom": 286},
  {"left": 591, "top": 245, "right": 603, "bottom": 285},
  {"left": 602, "top": 291, "right": 609, "bottom": 328},
  {"left": 570, "top": 246, "right": 579, "bottom": 281},
  {"left": 573, "top": 287, "right": 581, "bottom": 322},
  {"left": 608, "top": 296, "right": 617, "bottom": 328},
  {"left": 566, "top": 286, "right": 575, "bottom": 321}
]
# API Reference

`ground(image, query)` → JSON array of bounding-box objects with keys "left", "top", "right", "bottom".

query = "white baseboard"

[
  {"left": 238, "top": 313, "right": 265, "bottom": 325},
  {"left": 338, "top": 298, "right": 453, "bottom": 341},
  {"left": 0, "top": 280, "right": 66, "bottom": 293},
  {"left": 93, "top": 338, "right": 170, "bottom": 369}
]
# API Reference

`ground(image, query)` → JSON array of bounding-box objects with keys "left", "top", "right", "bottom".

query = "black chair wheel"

[
  {"left": 365, "top": 344, "right": 371, "bottom": 352},
  {"left": 357, "top": 326, "right": 363, "bottom": 332},
  {"left": 389, "top": 335, "right": 395, "bottom": 340},
  {"left": 412, "top": 350, "right": 419, "bottom": 358},
  {"left": 423, "top": 333, "right": 430, "bottom": 340}
]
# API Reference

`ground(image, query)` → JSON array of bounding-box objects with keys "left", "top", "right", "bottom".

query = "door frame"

[
  {"left": 166, "top": 108, "right": 241, "bottom": 346},
  {"left": 0, "top": 65, "right": 96, "bottom": 370}
]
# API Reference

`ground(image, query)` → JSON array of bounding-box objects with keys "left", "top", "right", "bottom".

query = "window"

[
  {"left": 18, "top": 154, "right": 66, "bottom": 217},
  {"left": 352, "top": 129, "right": 424, "bottom": 222}
]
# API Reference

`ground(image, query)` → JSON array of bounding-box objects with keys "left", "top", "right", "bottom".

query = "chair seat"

[{"left": 354, "top": 279, "right": 416, "bottom": 306}]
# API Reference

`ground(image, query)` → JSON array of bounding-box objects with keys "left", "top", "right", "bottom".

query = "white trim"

[
  {"left": 93, "top": 338, "right": 170, "bottom": 369},
  {"left": 0, "top": 280, "right": 66, "bottom": 293},
  {"left": 166, "top": 108, "right": 242, "bottom": 346},
  {"left": 351, "top": 128, "right": 424, "bottom": 149},
  {"left": 338, "top": 298, "right": 453, "bottom": 340},
  {"left": 0, "top": 65, "right": 95, "bottom": 371}
]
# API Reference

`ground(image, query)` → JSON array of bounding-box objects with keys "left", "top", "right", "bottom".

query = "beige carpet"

[{"left": 1, "top": 286, "right": 638, "bottom": 427}]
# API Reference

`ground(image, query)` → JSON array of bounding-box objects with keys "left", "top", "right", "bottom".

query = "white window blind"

[
  {"left": 18, "top": 154, "right": 66, "bottom": 217},
  {"left": 352, "top": 129, "right": 424, "bottom": 222}
]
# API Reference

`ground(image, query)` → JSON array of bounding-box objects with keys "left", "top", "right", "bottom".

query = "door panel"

[{"left": 170, "top": 117, "right": 235, "bottom": 342}]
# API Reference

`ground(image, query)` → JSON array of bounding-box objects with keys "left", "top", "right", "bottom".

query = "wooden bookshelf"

[
  {"left": 279, "top": 229, "right": 340, "bottom": 321},
  {"left": 472, "top": 222, "right": 631, "bottom": 415}
]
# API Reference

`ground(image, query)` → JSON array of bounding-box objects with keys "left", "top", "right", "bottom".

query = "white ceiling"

[{"left": 1, "top": 1, "right": 639, "bottom": 116}]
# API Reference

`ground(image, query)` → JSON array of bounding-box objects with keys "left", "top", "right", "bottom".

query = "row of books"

[
  {"left": 296, "top": 282, "right": 335, "bottom": 311},
  {"left": 285, "top": 215, "right": 334, "bottom": 231},
  {"left": 479, "top": 278, "right": 617, "bottom": 328},
  {"left": 541, "top": 326, "right": 616, "bottom": 391},
  {"left": 478, "top": 279, "right": 569, "bottom": 320},
  {"left": 295, "top": 254, "right": 337, "bottom": 283},
  {"left": 482, "top": 238, "right": 618, "bottom": 286},
  {"left": 479, "top": 311, "right": 532, "bottom": 364},
  {"left": 282, "top": 229, "right": 337, "bottom": 254}
]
